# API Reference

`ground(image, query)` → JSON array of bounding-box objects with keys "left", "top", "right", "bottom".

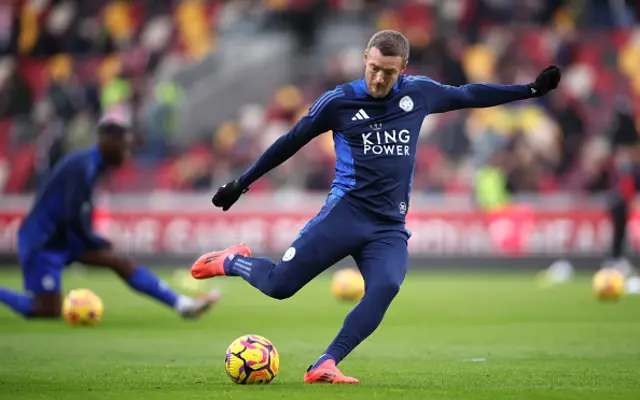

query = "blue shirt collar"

[{"left": 393, "top": 75, "right": 404, "bottom": 92}]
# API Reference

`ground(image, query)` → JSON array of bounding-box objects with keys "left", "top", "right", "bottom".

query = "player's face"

[
  {"left": 103, "top": 131, "right": 134, "bottom": 167},
  {"left": 364, "top": 47, "right": 406, "bottom": 98}
]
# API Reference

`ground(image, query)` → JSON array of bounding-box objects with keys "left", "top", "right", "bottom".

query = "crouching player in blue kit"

[
  {"left": 192, "top": 31, "right": 562, "bottom": 383},
  {"left": 0, "top": 118, "right": 219, "bottom": 319}
]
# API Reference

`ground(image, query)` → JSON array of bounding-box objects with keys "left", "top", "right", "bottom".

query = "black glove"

[
  {"left": 529, "top": 65, "right": 561, "bottom": 97},
  {"left": 212, "top": 179, "right": 249, "bottom": 211}
]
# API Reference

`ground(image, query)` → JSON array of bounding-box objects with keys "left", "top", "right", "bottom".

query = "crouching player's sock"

[
  {"left": 125, "top": 266, "right": 218, "bottom": 318},
  {"left": 126, "top": 266, "right": 181, "bottom": 309},
  {"left": 0, "top": 286, "right": 34, "bottom": 317}
]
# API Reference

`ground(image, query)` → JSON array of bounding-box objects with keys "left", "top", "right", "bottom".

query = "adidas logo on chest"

[{"left": 351, "top": 109, "right": 370, "bottom": 121}]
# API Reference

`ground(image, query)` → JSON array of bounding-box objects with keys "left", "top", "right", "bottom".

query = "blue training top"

[
  {"left": 239, "top": 75, "right": 532, "bottom": 222},
  {"left": 18, "top": 146, "right": 110, "bottom": 256}
]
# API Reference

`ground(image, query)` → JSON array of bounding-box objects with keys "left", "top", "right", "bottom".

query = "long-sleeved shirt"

[
  {"left": 18, "top": 146, "right": 110, "bottom": 257},
  {"left": 239, "top": 75, "right": 533, "bottom": 222}
]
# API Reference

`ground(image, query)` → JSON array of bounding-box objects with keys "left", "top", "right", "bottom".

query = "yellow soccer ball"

[
  {"left": 592, "top": 268, "right": 625, "bottom": 301},
  {"left": 62, "top": 289, "right": 104, "bottom": 326},
  {"left": 225, "top": 334, "right": 279, "bottom": 384},
  {"left": 331, "top": 268, "right": 365, "bottom": 302}
]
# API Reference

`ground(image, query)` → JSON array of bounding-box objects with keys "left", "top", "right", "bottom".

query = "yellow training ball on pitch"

[
  {"left": 225, "top": 334, "right": 279, "bottom": 384},
  {"left": 592, "top": 268, "right": 625, "bottom": 301},
  {"left": 63, "top": 289, "right": 104, "bottom": 326},
  {"left": 172, "top": 268, "right": 207, "bottom": 293},
  {"left": 331, "top": 268, "right": 365, "bottom": 302}
]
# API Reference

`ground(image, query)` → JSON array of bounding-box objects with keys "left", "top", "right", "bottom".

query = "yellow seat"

[
  {"left": 103, "top": 1, "right": 134, "bottom": 42},
  {"left": 19, "top": 6, "right": 39, "bottom": 54},
  {"left": 462, "top": 45, "right": 496, "bottom": 82},
  {"left": 47, "top": 54, "right": 73, "bottom": 82}
]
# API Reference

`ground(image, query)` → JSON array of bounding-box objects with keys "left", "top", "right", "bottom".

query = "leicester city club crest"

[{"left": 399, "top": 96, "right": 414, "bottom": 112}]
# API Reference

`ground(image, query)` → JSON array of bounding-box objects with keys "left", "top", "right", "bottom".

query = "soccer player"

[
  {"left": 602, "top": 126, "right": 640, "bottom": 276},
  {"left": 192, "top": 30, "right": 562, "bottom": 383},
  {"left": 0, "top": 118, "right": 219, "bottom": 319},
  {"left": 597, "top": 97, "right": 640, "bottom": 275}
]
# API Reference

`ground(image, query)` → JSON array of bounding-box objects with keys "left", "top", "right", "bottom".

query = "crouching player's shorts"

[{"left": 18, "top": 247, "right": 69, "bottom": 295}]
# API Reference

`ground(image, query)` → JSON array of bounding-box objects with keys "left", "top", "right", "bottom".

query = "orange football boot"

[
  {"left": 191, "top": 244, "right": 252, "bottom": 279},
  {"left": 303, "top": 360, "right": 360, "bottom": 384}
]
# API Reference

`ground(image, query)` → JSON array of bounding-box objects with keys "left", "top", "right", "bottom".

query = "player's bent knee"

[
  {"left": 367, "top": 281, "right": 401, "bottom": 299},
  {"left": 267, "top": 288, "right": 296, "bottom": 300},
  {"left": 264, "top": 284, "right": 298, "bottom": 300}
]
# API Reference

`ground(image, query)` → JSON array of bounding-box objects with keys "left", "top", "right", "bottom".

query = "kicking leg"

[
  {"left": 192, "top": 196, "right": 361, "bottom": 300},
  {"left": 78, "top": 250, "right": 219, "bottom": 319},
  {"left": 228, "top": 227, "right": 352, "bottom": 300},
  {"left": 305, "top": 235, "right": 408, "bottom": 383}
]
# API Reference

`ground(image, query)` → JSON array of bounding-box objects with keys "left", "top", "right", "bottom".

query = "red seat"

[
  {"left": 4, "top": 145, "right": 36, "bottom": 193},
  {"left": 0, "top": 119, "right": 11, "bottom": 160}
]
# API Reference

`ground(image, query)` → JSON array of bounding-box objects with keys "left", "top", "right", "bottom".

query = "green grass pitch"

[{"left": 1, "top": 267, "right": 640, "bottom": 400}]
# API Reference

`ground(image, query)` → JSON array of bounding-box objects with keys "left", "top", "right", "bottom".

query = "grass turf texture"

[{"left": 1, "top": 267, "right": 639, "bottom": 400}]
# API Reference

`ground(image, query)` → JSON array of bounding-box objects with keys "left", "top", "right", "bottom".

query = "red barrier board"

[{"left": 0, "top": 207, "right": 636, "bottom": 256}]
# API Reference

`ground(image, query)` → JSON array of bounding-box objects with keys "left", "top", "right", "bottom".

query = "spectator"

[
  {"left": 550, "top": 93, "right": 585, "bottom": 175},
  {"left": 1, "top": 0, "right": 639, "bottom": 197},
  {"left": 0, "top": 58, "right": 33, "bottom": 119},
  {"left": 0, "top": 3, "right": 19, "bottom": 56}
]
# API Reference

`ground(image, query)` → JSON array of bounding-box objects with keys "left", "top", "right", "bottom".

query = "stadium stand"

[{"left": 0, "top": 0, "right": 639, "bottom": 200}]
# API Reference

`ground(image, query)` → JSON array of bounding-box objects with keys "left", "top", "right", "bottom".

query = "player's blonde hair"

[{"left": 366, "top": 30, "right": 410, "bottom": 63}]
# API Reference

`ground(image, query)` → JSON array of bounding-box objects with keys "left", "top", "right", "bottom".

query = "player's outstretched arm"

[
  {"left": 422, "top": 65, "right": 561, "bottom": 114},
  {"left": 212, "top": 88, "right": 344, "bottom": 211}
]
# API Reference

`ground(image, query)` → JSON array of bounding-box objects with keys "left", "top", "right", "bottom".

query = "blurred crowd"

[{"left": 1, "top": 0, "right": 640, "bottom": 203}]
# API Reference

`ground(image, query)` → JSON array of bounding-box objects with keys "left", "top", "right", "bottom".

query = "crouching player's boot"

[
  {"left": 303, "top": 358, "right": 360, "bottom": 384},
  {"left": 191, "top": 244, "right": 252, "bottom": 279},
  {"left": 177, "top": 289, "right": 222, "bottom": 319}
]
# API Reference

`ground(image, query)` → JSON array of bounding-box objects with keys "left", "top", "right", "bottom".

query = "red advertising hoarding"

[{"left": 0, "top": 206, "right": 637, "bottom": 256}]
